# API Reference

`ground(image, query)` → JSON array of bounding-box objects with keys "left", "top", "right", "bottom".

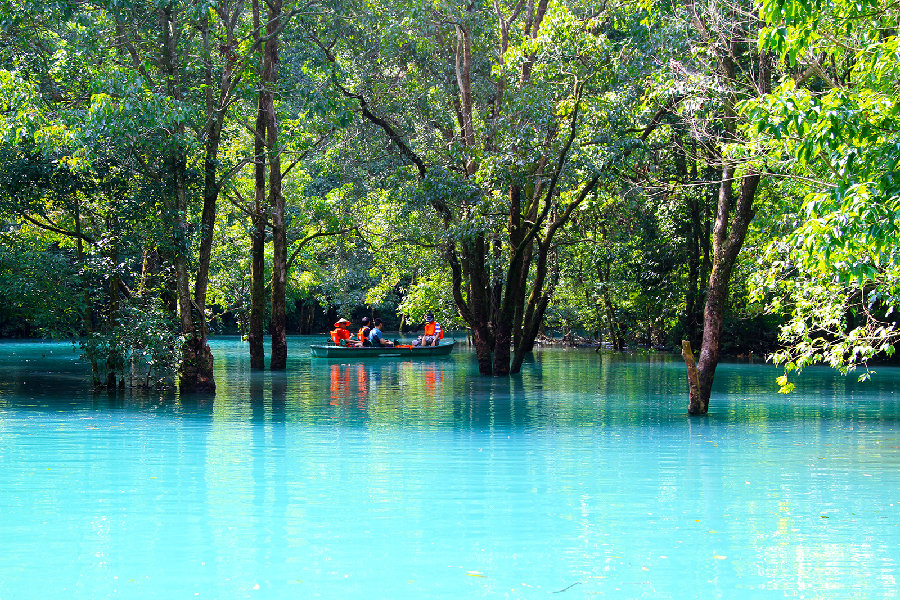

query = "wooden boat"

[{"left": 310, "top": 341, "right": 456, "bottom": 358}]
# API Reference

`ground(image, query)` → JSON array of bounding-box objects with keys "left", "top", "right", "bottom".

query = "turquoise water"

[{"left": 0, "top": 337, "right": 898, "bottom": 599}]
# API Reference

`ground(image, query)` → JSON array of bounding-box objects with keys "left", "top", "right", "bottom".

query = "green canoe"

[{"left": 310, "top": 341, "right": 456, "bottom": 358}]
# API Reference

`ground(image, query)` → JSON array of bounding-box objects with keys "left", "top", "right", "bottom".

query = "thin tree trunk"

[
  {"left": 74, "top": 197, "right": 101, "bottom": 385},
  {"left": 105, "top": 226, "right": 122, "bottom": 389},
  {"left": 248, "top": 0, "right": 267, "bottom": 369},
  {"left": 688, "top": 168, "right": 760, "bottom": 414},
  {"left": 267, "top": 0, "right": 287, "bottom": 370},
  {"left": 248, "top": 207, "right": 266, "bottom": 369}
]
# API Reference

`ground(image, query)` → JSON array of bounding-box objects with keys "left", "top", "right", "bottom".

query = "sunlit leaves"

[{"left": 745, "top": 0, "right": 900, "bottom": 384}]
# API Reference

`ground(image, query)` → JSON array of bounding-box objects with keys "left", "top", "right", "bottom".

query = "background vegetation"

[{"left": 1, "top": 0, "right": 897, "bottom": 400}]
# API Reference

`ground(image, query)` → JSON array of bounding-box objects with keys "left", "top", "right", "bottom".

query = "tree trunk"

[
  {"left": 247, "top": 0, "right": 267, "bottom": 369},
  {"left": 248, "top": 207, "right": 266, "bottom": 369},
  {"left": 180, "top": 335, "right": 216, "bottom": 392},
  {"left": 266, "top": 0, "right": 287, "bottom": 371},
  {"left": 472, "top": 324, "right": 494, "bottom": 375},
  {"left": 171, "top": 152, "right": 215, "bottom": 393},
  {"left": 682, "top": 340, "right": 703, "bottom": 413},
  {"left": 689, "top": 168, "right": 760, "bottom": 414},
  {"left": 105, "top": 230, "right": 123, "bottom": 389},
  {"left": 602, "top": 287, "right": 623, "bottom": 350},
  {"left": 685, "top": 191, "right": 702, "bottom": 345}
]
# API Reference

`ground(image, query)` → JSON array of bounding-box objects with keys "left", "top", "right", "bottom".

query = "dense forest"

[{"left": 0, "top": 0, "right": 897, "bottom": 411}]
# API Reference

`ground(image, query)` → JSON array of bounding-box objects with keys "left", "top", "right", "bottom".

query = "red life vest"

[{"left": 331, "top": 328, "right": 351, "bottom": 345}]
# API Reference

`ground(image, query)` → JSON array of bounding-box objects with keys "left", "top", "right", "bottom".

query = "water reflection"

[{"left": 1, "top": 338, "right": 899, "bottom": 598}]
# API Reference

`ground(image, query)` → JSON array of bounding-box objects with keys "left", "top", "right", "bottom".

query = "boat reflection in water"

[{"left": 328, "top": 361, "right": 448, "bottom": 413}]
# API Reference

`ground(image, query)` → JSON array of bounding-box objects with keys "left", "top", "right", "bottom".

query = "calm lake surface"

[{"left": 0, "top": 336, "right": 898, "bottom": 599}]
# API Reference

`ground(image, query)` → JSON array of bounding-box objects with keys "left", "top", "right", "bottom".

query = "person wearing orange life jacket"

[
  {"left": 357, "top": 317, "right": 372, "bottom": 347},
  {"left": 330, "top": 318, "right": 356, "bottom": 346},
  {"left": 413, "top": 313, "right": 443, "bottom": 347}
]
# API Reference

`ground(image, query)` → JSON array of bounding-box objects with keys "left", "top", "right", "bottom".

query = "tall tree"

[
  {"left": 107, "top": 0, "right": 279, "bottom": 390},
  {"left": 678, "top": 0, "right": 771, "bottom": 414},
  {"left": 264, "top": 0, "right": 288, "bottom": 370},
  {"left": 312, "top": 0, "right": 656, "bottom": 375}
]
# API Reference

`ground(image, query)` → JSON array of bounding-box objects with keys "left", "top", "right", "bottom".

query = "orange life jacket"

[
  {"left": 424, "top": 321, "right": 444, "bottom": 338},
  {"left": 357, "top": 326, "right": 370, "bottom": 342},
  {"left": 331, "top": 328, "right": 351, "bottom": 345}
]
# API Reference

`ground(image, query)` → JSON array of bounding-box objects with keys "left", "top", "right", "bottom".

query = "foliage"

[
  {"left": 6, "top": 0, "right": 870, "bottom": 390},
  {"left": 79, "top": 291, "right": 181, "bottom": 388},
  {"left": 0, "top": 228, "right": 83, "bottom": 336},
  {"left": 743, "top": 0, "right": 900, "bottom": 390}
]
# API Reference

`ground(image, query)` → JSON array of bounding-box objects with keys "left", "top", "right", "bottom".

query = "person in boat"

[
  {"left": 357, "top": 317, "right": 372, "bottom": 347},
  {"left": 368, "top": 318, "right": 395, "bottom": 347},
  {"left": 330, "top": 318, "right": 358, "bottom": 346},
  {"left": 413, "top": 313, "right": 443, "bottom": 346}
]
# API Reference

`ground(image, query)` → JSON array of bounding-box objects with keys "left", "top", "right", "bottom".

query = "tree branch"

[
  {"left": 287, "top": 227, "right": 354, "bottom": 271},
  {"left": 23, "top": 214, "right": 94, "bottom": 244}
]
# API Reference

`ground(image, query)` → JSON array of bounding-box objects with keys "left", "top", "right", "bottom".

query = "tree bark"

[
  {"left": 690, "top": 169, "right": 759, "bottom": 413},
  {"left": 266, "top": 0, "right": 287, "bottom": 371},
  {"left": 105, "top": 227, "right": 123, "bottom": 389},
  {"left": 248, "top": 0, "right": 267, "bottom": 370},
  {"left": 682, "top": 2, "right": 767, "bottom": 414},
  {"left": 248, "top": 192, "right": 267, "bottom": 369},
  {"left": 682, "top": 340, "right": 703, "bottom": 413}
]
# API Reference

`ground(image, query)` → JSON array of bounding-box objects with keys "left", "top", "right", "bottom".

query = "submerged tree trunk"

[
  {"left": 248, "top": 0, "right": 268, "bottom": 370},
  {"left": 248, "top": 166, "right": 267, "bottom": 370},
  {"left": 264, "top": 0, "right": 287, "bottom": 371},
  {"left": 681, "top": 2, "right": 769, "bottom": 414},
  {"left": 160, "top": 5, "right": 216, "bottom": 394},
  {"left": 105, "top": 230, "right": 123, "bottom": 389},
  {"left": 682, "top": 340, "right": 702, "bottom": 412},
  {"left": 687, "top": 169, "right": 760, "bottom": 414}
]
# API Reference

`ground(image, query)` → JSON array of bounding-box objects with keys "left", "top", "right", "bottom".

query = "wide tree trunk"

[{"left": 472, "top": 324, "right": 494, "bottom": 375}]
